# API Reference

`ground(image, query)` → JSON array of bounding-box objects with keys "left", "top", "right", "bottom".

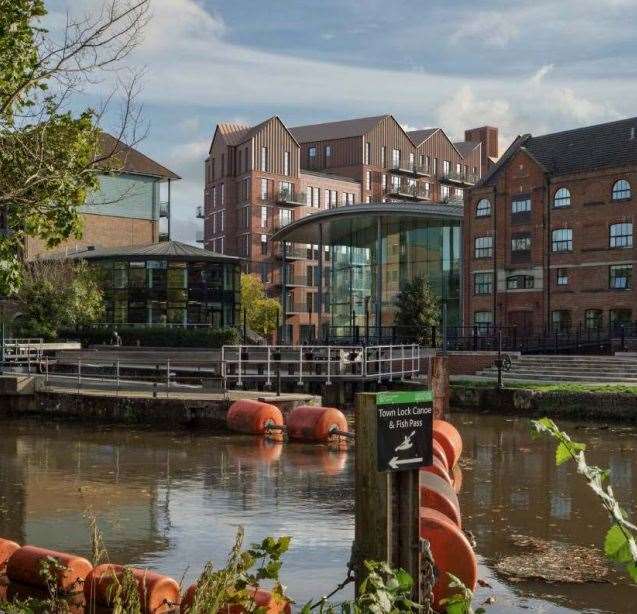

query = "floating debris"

[{"left": 495, "top": 534, "right": 611, "bottom": 584}]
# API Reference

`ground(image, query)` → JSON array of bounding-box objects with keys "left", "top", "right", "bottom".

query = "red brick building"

[
  {"left": 464, "top": 116, "right": 637, "bottom": 334},
  {"left": 204, "top": 114, "right": 491, "bottom": 342}
]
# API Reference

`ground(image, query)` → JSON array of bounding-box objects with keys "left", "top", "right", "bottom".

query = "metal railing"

[
  {"left": 276, "top": 188, "right": 307, "bottom": 206},
  {"left": 1, "top": 338, "right": 44, "bottom": 367},
  {"left": 384, "top": 184, "right": 431, "bottom": 200},
  {"left": 439, "top": 170, "right": 479, "bottom": 185},
  {"left": 159, "top": 202, "right": 170, "bottom": 217},
  {"left": 221, "top": 344, "right": 420, "bottom": 387},
  {"left": 195, "top": 205, "right": 204, "bottom": 219}
]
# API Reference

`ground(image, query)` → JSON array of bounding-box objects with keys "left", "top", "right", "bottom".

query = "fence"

[{"left": 0, "top": 338, "right": 44, "bottom": 367}]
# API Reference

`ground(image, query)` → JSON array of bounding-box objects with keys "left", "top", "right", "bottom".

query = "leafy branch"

[{"left": 531, "top": 417, "right": 637, "bottom": 582}]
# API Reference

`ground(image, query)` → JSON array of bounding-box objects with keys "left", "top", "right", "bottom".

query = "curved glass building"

[{"left": 272, "top": 202, "right": 462, "bottom": 342}]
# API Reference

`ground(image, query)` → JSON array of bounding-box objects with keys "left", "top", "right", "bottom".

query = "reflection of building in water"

[{"left": 0, "top": 437, "right": 26, "bottom": 544}]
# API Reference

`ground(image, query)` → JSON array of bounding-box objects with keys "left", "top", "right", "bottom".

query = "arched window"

[
  {"left": 612, "top": 179, "right": 632, "bottom": 201},
  {"left": 553, "top": 187, "right": 571, "bottom": 208},
  {"left": 476, "top": 198, "right": 491, "bottom": 217}
]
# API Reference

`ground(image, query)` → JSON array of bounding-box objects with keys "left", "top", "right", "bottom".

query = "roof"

[
  {"left": 290, "top": 114, "right": 389, "bottom": 143},
  {"left": 272, "top": 201, "right": 463, "bottom": 244},
  {"left": 97, "top": 133, "right": 180, "bottom": 180},
  {"left": 475, "top": 135, "right": 529, "bottom": 187},
  {"left": 216, "top": 122, "right": 252, "bottom": 146},
  {"left": 41, "top": 240, "right": 241, "bottom": 263},
  {"left": 453, "top": 141, "right": 481, "bottom": 158},
  {"left": 407, "top": 128, "right": 438, "bottom": 145},
  {"left": 299, "top": 169, "right": 360, "bottom": 184}
]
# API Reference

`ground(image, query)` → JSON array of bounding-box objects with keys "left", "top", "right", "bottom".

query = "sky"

[{"left": 47, "top": 0, "right": 637, "bottom": 243}]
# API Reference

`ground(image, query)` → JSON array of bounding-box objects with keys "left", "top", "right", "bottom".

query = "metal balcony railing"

[
  {"left": 273, "top": 275, "right": 308, "bottom": 287},
  {"left": 285, "top": 303, "right": 308, "bottom": 314},
  {"left": 384, "top": 183, "right": 431, "bottom": 201},
  {"left": 195, "top": 205, "right": 204, "bottom": 219},
  {"left": 159, "top": 202, "right": 170, "bottom": 217},
  {"left": 275, "top": 244, "right": 308, "bottom": 260},
  {"left": 389, "top": 161, "right": 430, "bottom": 176},
  {"left": 439, "top": 170, "right": 479, "bottom": 186},
  {"left": 276, "top": 188, "right": 307, "bottom": 206}
]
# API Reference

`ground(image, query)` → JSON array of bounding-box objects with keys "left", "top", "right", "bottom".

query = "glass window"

[
  {"left": 260, "top": 178, "right": 268, "bottom": 200},
  {"left": 474, "top": 311, "right": 493, "bottom": 334},
  {"left": 441, "top": 185, "right": 450, "bottom": 198},
  {"left": 610, "top": 309, "right": 632, "bottom": 327},
  {"left": 260, "top": 234, "right": 268, "bottom": 256},
  {"left": 325, "top": 145, "right": 332, "bottom": 159},
  {"left": 553, "top": 187, "right": 571, "bottom": 208},
  {"left": 512, "top": 198, "right": 531, "bottom": 213},
  {"left": 366, "top": 171, "right": 372, "bottom": 190},
  {"left": 279, "top": 208, "right": 293, "bottom": 227},
  {"left": 552, "top": 228, "right": 573, "bottom": 252},
  {"left": 610, "top": 223, "right": 633, "bottom": 248},
  {"left": 308, "top": 146, "right": 317, "bottom": 163},
  {"left": 365, "top": 142, "right": 371, "bottom": 164},
  {"left": 556, "top": 268, "right": 569, "bottom": 285},
  {"left": 506, "top": 275, "right": 534, "bottom": 290},
  {"left": 610, "top": 264, "right": 632, "bottom": 289},
  {"left": 585, "top": 309, "right": 603, "bottom": 330},
  {"left": 442, "top": 160, "right": 450, "bottom": 175},
  {"left": 612, "top": 179, "right": 631, "bottom": 200},
  {"left": 474, "top": 236, "right": 493, "bottom": 258},
  {"left": 260, "top": 146, "right": 268, "bottom": 172},
  {"left": 381, "top": 146, "right": 386, "bottom": 167},
  {"left": 474, "top": 272, "right": 492, "bottom": 295},
  {"left": 511, "top": 236, "right": 531, "bottom": 251},
  {"left": 551, "top": 310, "right": 571, "bottom": 332},
  {"left": 284, "top": 151, "right": 290, "bottom": 176},
  {"left": 476, "top": 199, "right": 491, "bottom": 217},
  {"left": 392, "top": 148, "right": 400, "bottom": 167}
]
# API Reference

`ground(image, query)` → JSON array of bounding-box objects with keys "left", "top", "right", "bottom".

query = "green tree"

[
  {"left": 240, "top": 273, "right": 281, "bottom": 338},
  {"left": 0, "top": 0, "right": 150, "bottom": 294},
  {"left": 13, "top": 260, "right": 104, "bottom": 339},
  {"left": 395, "top": 275, "right": 440, "bottom": 344}
]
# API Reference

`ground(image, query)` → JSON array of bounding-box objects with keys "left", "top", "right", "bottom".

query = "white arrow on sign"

[{"left": 388, "top": 456, "right": 423, "bottom": 470}]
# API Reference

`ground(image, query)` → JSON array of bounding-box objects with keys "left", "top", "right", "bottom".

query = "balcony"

[
  {"left": 275, "top": 244, "right": 308, "bottom": 260},
  {"left": 384, "top": 183, "right": 431, "bottom": 201},
  {"left": 195, "top": 230, "right": 204, "bottom": 243},
  {"left": 195, "top": 205, "right": 204, "bottom": 219},
  {"left": 272, "top": 274, "right": 308, "bottom": 288},
  {"left": 276, "top": 188, "right": 307, "bottom": 207},
  {"left": 158, "top": 231, "right": 170, "bottom": 242},
  {"left": 159, "top": 202, "right": 170, "bottom": 217},
  {"left": 389, "top": 161, "right": 430, "bottom": 177},
  {"left": 285, "top": 303, "right": 308, "bottom": 314},
  {"left": 439, "top": 169, "right": 479, "bottom": 187}
]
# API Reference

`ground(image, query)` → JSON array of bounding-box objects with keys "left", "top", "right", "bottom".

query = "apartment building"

[
  {"left": 464, "top": 116, "right": 637, "bottom": 334},
  {"left": 205, "top": 114, "right": 492, "bottom": 342}
]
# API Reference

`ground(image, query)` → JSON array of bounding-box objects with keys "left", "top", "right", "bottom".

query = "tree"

[
  {"left": 13, "top": 259, "right": 105, "bottom": 339},
  {"left": 240, "top": 273, "right": 281, "bottom": 338},
  {"left": 394, "top": 275, "right": 440, "bottom": 345},
  {"left": 0, "top": 0, "right": 150, "bottom": 294}
]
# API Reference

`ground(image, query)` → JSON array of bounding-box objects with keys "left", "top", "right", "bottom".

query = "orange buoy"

[
  {"left": 286, "top": 405, "right": 348, "bottom": 443},
  {"left": 451, "top": 464, "right": 463, "bottom": 494},
  {"left": 84, "top": 564, "right": 180, "bottom": 613},
  {"left": 419, "top": 471, "right": 461, "bottom": 527},
  {"left": 432, "top": 439, "right": 450, "bottom": 472},
  {"left": 420, "top": 507, "right": 477, "bottom": 609},
  {"left": 420, "top": 456, "right": 453, "bottom": 486},
  {"left": 433, "top": 419, "right": 463, "bottom": 468},
  {"left": 0, "top": 538, "right": 20, "bottom": 571},
  {"left": 6, "top": 546, "right": 92, "bottom": 594},
  {"left": 181, "top": 585, "right": 291, "bottom": 613},
  {"left": 228, "top": 438, "right": 283, "bottom": 465},
  {"left": 227, "top": 399, "right": 284, "bottom": 438}
]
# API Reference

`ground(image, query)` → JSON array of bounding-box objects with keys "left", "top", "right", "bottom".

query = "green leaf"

[
  {"left": 604, "top": 524, "right": 634, "bottom": 563},
  {"left": 555, "top": 442, "right": 572, "bottom": 465},
  {"left": 626, "top": 561, "right": 637, "bottom": 583}
]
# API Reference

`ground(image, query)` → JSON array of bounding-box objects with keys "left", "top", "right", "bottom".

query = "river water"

[{"left": 0, "top": 413, "right": 636, "bottom": 612}]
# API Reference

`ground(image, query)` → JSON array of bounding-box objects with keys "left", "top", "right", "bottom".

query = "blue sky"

[{"left": 47, "top": 0, "right": 637, "bottom": 242}]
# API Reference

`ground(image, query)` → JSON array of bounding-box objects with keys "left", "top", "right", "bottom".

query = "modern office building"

[
  {"left": 204, "top": 114, "right": 494, "bottom": 342},
  {"left": 272, "top": 203, "right": 462, "bottom": 342},
  {"left": 464, "top": 116, "right": 637, "bottom": 333},
  {"left": 54, "top": 241, "right": 241, "bottom": 327},
  {"left": 25, "top": 133, "right": 180, "bottom": 259}
]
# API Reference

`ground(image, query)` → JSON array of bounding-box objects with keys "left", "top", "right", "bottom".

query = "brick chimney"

[{"left": 464, "top": 126, "right": 498, "bottom": 177}]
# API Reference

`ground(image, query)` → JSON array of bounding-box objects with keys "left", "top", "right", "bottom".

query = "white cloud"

[{"left": 450, "top": 12, "right": 521, "bottom": 49}]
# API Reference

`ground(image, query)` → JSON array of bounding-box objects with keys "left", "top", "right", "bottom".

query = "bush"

[{"left": 58, "top": 326, "right": 241, "bottom": 348}]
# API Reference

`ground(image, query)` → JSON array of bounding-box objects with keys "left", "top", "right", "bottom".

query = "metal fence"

[{"left": 0, "top": 338, "right": 44, "bottom": 367}]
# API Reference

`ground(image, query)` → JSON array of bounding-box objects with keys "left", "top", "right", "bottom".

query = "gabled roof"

[
  {"left": 98, "top": 133, "right": 180, "bottom": 180},
  {"left": 290, "top": 114, "right": 389, "bottom": 143},
  {"left": 407, "top": 128, "right": 439, "bottom": 146},
  {"left": 43, "top": 240, "right": 241, "bottom": 262},
  {"left": 211, "top": 116, "right": 299, "bottom": 152},
  {"left": 475, "top": 135, "right": 530, "bottom": 187},
  {"left": 453, "top": 141, "right": 481, "bottom": 158}
]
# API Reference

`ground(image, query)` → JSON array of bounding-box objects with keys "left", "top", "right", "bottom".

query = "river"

[{"left": 0, "top": 413, "right": 636, "bottom": 612}]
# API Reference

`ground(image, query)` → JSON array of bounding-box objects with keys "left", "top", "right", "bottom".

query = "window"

[
  {"left": 366, "top": 170, "right": 372, "bottom": 190},
  {"left": 553, "top": 187, "right": 571, "bottom": 208},
  {"left": 506, "top": 275, "right": 534, "bottom": 290},
  {"left": 476, "top": 198, "right": 491, "bottom": 217},
  {"left": 474, "top": 311, "right": 493, "bottom": 334},
  {"left": 365, "top": 142, "right": 371, "bottom": 164},
  {"left": 511, "top": 236, "right": 531, "bottom": 251},
  {"left": 346, "top": 193, "right": 354, "bottom": 206},
  {"left": 260, "top": 146, "right": 268, "bottom": 172},
  {"left": 220, "top": 209, "right": 224, "bottom": 231},
  {"left": 279, "top": 209, "right": 293, "bottom": 227},
  {"left": 456, "top": 162, "right": 461, "bottom": 174},
  {"left": 381, "top": 174, "right": 387, "bottom": 190},
  {"left": 585, "top": 309, "right": 603, "bottom": 330},
  {"left": 308, "top": 146, "right": 317, "bottom": 164},
  {"left": 221, "top": 154, "right": 225, "bottom": 177},
  {"left": 241, "top": 206, "right": 250, "bottom": 229},
  {"left": 612, "top": 179, "right": 632, "bottom": 200},
  {"left": 381, "top": 146, "right": 386, "bottom": 167},
  {"left": 260, "top": 234, "right": 268, "bottom": 256},
  {"left": 610, "top": 309, "right": 632, "bottom": 327},
  {"left": 211, "top": 158, "right": 216, "bottom": 180},
  {"left": 610, "top": 264, "right": 632, "bottom": 289},
  {"left": 474, "top": 272, "right": 492, "bottom": 295},
  {"left": 244, "top": 147, "right": 249, "bottom": 172},
  {"left": 409, "top": 153, "right": 415, "bottom": 169},
  {"left": 442, "top": 160, "right": 450, "bottom": 176},
  {"left": 212, "top": 185, "right": 217, "bottom": 208},
  {"left": 306, "top": 186, "right": 319, "bottom": 208},
  {"left": 284, "top": 151, "right": 290, "bottom": 176},
  {"left": 306, "top": 265, "right": 314, "bottom": 287},
  {"left": 237, "top": 150, "right": 242, "bottom": 175},
  {"left": 219, "top": 183, "right": 224, "bottom": 205},
  {"left": 324, "top": 189, "right": 337, "bottom": 209},
  {"left": 260, "top": 206, "right": 268, "bottom": 229},
  {"left": 556, "top": 268, "right": 569, "bottom": 286},
  {"left": 392, "top": 148, "right": 400, "bottom": 167},
  {"left": 432, "top": 158, "right": 437, "bottom": 175},
  {"left": 241, "top": 234, "right": 249, "bottom": 257},
  {"left": 260, "top": 178, "right": 269, "bottom": 200},
  {"left": 279, "top": 180, "right": 292, "bottom": 199},
  {"left": 240, "top": 178, "right": 249, "bottom": 202},
  {"left": 441, "top": 185, "right": 450, "bottom": 199},
  {"left": 365, "top": 195, "right": 371, "bottom": 203},
  {"left": 552, "top": 228, "right": 573, "bottom": 252},
  {"left": 512, "top": 197, "right": 531, "bottom": 214},
  {"left": 610, "top": 223, "right": 633, "bottom": 248},
  {"left": 474, "top": 236, "right": 493, "bottom": 258},
  {"left": 324, "top": 145, "right": 332, "bottom": 160},
  {"left": 425, "top": 156, "right": 430, "bottom": 172},
  {"left": 551, "top": 310, "right": 571, "bottom": 332}
]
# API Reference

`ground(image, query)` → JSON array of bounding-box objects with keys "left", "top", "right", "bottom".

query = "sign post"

[{"left": 354, "top": 389, "right": 433, "bottom": 603}]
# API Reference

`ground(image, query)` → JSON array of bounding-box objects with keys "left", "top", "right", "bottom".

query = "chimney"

[{"left": 464, "top": 126, "right": 499, "bottom": 177}]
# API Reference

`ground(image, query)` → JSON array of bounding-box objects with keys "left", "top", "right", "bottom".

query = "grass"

[{"left": 452, "top": 379, "right": 637, "bottom": 395}]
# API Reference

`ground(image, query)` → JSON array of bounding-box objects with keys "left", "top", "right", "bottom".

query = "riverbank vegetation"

[{"left": 452, "top": 379, "right": 637, "bottom": 395}]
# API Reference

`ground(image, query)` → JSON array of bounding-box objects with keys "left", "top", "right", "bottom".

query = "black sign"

[{"left": 376, "top": 390, "right": 433, "bottom": 473}]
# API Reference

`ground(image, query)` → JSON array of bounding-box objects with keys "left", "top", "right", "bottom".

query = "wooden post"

[
  {"left": 354, "top": 392, "right": 425, "bottom": 602},
  {"left": 430, "top": 355, "right": 449, "bottom": 419}
]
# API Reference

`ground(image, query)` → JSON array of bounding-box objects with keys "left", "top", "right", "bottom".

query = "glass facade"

[
  {"left": 95, "top": 257, "right": 241, "bottom": 327},
  {"left": 327, "top": 215, "right": 461, "bottom": 335}
]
